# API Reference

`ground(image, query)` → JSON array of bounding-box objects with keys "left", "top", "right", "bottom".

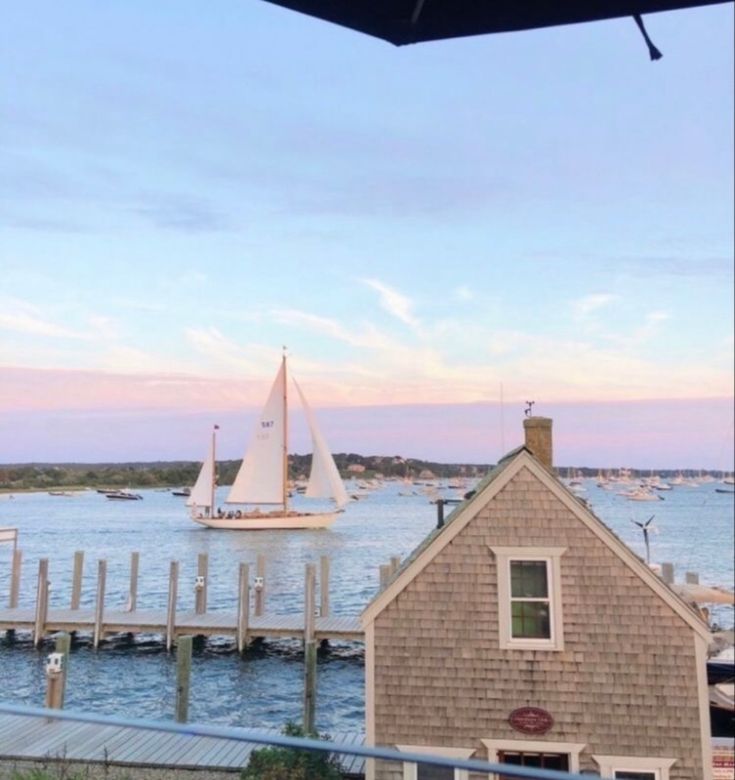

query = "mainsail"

[
  {"left": 294, "top": 378, "right": 348, "bottom": 508},
  {"left": 226, "top": 361, "right": 287, "bottom": 505}
]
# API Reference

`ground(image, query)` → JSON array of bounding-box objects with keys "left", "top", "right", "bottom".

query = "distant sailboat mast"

[
  {"left": 211, "top": 424, "right": 218, "bottom": 514},
  {"left": 282, "top": 349, "right": 289, "bottom": 512}
]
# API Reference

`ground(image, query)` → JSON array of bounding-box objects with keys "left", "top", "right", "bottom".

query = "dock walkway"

[
  {"left": 0, "top": 606, "right": 363, "bottom": 643},
  {"left": 0, "top": 712, "right": 366, "bottom": 776}
]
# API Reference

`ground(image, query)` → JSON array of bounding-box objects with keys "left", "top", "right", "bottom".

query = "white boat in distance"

[{"left": 191, "top": 354, "right": 348, "bottom": 530}]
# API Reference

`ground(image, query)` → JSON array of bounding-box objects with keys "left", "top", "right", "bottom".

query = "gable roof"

[{"left": 361, "top": 447, "right": 710, "bottom": 641}]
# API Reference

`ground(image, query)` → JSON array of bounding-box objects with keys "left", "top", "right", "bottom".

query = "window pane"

[
  {"left": 511, "top": 601, "right": 551, "bottom": 638},
  {"left": 614, "top": 772, "right": 656, "bottom": 780},
  {"left": 417, "top": 763, "right": 454, "bottom": 780},
  {"left": 510, "top": 560, "right": 548, "bottom": 598},
  {"left": 542, "top": 754, "right": 569, "bottom": 770},
  {"left": 498, "top": 751, "right": 569, "bottom": 778}
]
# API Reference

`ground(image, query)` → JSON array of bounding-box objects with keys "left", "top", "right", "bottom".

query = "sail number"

[{"left": 261, "top": 420, "right": 274, "bottom": 428}]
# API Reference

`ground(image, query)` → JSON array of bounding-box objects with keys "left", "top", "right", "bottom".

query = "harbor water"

[{"left": 0, "top": 478, "right": 732, "bottom": 733}]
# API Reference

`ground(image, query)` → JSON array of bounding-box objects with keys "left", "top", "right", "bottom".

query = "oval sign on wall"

[{"left": 508, "top": 707, "right": 554, "bottom": 735}]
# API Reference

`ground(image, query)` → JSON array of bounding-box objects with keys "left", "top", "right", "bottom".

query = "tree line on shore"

[{"left": 0, "top": 453, "right": 489, "bottom": 492}]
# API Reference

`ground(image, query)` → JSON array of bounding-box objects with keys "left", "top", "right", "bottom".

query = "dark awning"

[{"left": 259, "top": 0, "right": 730, "bottom": 46}]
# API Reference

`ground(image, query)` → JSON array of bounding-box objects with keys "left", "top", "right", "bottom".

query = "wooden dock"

[
  {"left": 0, "top": 607, "right": 363, "bottom": 643},
  {"left": 0, "top": 711, "right": 366, "bottom": 776},
  {"left": 0, "top": 548, "right": 375, "bottom": 649}
]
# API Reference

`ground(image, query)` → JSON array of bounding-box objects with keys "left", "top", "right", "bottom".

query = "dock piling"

[
  {"left": 175, "top": 635, "right": 193, "bottom": 723},
  {"left": 9, "top": 548, "right": 21, "bottom": 609},
  {"left": 254, "top": 554, "right": 266, "bottom": 616},
  {"left": 237, "top": 563, "right": 250, "bottom": 653},
  {"left": 320, "top": 555, "right": 330, "bottom": 619},
  {"left": 46, "top": 632, "right": 71, "bottom": 710},
  {"left": 128, "top": 552, "right": 139, "bottom": 611},
  {"left": 166, "top": 561, "right": 179, "bottom": 651},
  {"left": 70, "top": 551, "right": 84, "bottom": 610},
  {"left": 93, "top": 560, "right": 107, "bottom": 649},
  {"left": 379, "top": 564, "right": 391, "bottom": 591},
  {"left": 303, "top": 562, "right": 317, "bottom": 734},
  {"left": 33, "top": 558, "right": 50, "bottom": 648},
  {"left": 661, "top": 562, "right": 675, "bottom": 584},
  {"left": 44, "top": 655, "right": 65, "bottom": 710},
  {"left": 195, "top": 553, "right": 208, "bottom": 614}
]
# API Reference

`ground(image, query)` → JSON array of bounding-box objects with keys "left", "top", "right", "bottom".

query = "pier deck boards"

[
  {"left": 0, "top": 713, "right": 365, "bottom": 775},
  {"left": 0, "top": 607, "right": 363, "bottom": 643}
]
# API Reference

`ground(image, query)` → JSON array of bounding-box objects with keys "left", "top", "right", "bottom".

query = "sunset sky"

[{"left": 1, "top": 2, "right": 733, "bottom": 468}]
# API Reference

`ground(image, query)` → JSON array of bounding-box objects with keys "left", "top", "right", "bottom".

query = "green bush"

[{"left": 241, "top": 722, "right": 343, "bottom": 780}]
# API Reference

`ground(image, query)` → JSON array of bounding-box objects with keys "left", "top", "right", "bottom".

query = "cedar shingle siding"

[{"left": 371, "top": 465, "right": 705, "bottom": 779}]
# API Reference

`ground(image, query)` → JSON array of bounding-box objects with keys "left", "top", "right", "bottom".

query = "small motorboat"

[{"left": 106, "top": 490, "right": 143, "bottom": 501}]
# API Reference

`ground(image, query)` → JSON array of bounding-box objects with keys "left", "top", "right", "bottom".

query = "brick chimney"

[{"left": 523, "top": 416, "right": 553, "bottom": 469}]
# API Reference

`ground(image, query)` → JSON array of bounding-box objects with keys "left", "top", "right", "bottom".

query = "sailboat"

[
  {"left": 191, "top": 354, "right": 348, "bottom": 530},
  {"left": 187, "top": 425, "right": 218, "bottom": 519}
]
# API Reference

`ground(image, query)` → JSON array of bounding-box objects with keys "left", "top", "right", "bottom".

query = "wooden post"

[
  {"left": 661, "top": 562, "right": 675, "bottom": 584},
  {"left": 45, "top": 646, "right": 67, "bottom": 711},
  {"left": 52, "top": 633, "right": 71, "bottom": 709},
  {"left": 128, "top": 552, "right": 139, "bottom": 611},
  {"left": 303, "top": 563, "right": 317, "bottom": 734},
  {"left": 175, "top": 635, "right": 193, "bottom": 723},
  {"left": 254, "top": 554, "right": 266, "bottom": 616},
  {"left": 195, "top": 553, "right": 208, "bottom": 614},
  {"left": 237, "top": 563, "right": 250, "bottom": 653},
  {"left": 166, "top": 561, "right": 179, "bottom": 652},
  {"left": 319, "top": 556, "right": 330, "bottom": 618},
  {"left": 93, "top": 560, "right": 107, "bottom": 649},
  {"left": 379, "top": 564, "right": 391, "bottom": 590},
  {"left": 685, "top": 571, "right": 699, "bottom": 584},
  {"left": 70, "top": 551, "right": 84, "bottom": 610},
  {"left": 390, "top": 556, "right": 401, "bottom": 575},
  {"left": 33, "top": 558, "right": 50, "bottom": 648},
  {"left": 9, "top": 548, "right": 22, "bottom": 609}
]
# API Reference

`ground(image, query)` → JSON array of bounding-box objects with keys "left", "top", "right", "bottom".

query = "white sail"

[
  {"left": 294, "top": 378, "right": 349, "bottom": 508},
  {"left": 187, "top": 435, "right": 215, "bottom": 513},
  {"left": 226, "top": 361, "right": 286, "bottom": 505}
]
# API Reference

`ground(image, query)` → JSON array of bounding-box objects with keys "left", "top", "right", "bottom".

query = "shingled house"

[{"left": 362, "top": 417, "right": 713, "bottom": 780}]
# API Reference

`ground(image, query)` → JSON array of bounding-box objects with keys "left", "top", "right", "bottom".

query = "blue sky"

[{"left": 1, "top": 1, "right": 733, "bottom": 466}]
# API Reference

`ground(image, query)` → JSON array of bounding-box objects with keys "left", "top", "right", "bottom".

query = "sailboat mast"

[
  {"left": 282, "top": 351, "right": 289, "bottom": 511},
  {"left": 211, "top": 425, "right": 217, "bottom": 517}
]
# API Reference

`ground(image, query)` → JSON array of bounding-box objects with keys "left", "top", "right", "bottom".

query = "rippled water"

[{"left": 0, "top": 478, "right": 732, "bottom": 733}]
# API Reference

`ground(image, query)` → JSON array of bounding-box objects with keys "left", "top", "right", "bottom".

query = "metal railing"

[{"left": 0, "top": 702, "right": 606, "bottom": 779}]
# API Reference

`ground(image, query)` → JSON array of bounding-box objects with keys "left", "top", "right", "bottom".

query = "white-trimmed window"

[
  {"left": 397, "top": 745, "right": 474, "bottom": 780},
  {"left": 490, "top": 546, "right": 566, "bottom": 651},
  {"left": 592, "top": 755, "right": 677, "bottom": 780},
  {"left": 483, "top": 739, "right": 585, "bottom": 780}
]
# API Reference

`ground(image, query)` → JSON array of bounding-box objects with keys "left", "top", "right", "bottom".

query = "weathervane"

[{"left": 524, "top": 401, "right": 535, "bottom": 418}]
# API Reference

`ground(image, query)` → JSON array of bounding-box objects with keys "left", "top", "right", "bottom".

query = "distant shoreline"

[{"left": 0, "top": 456, "right": 732, "bottom": 494}]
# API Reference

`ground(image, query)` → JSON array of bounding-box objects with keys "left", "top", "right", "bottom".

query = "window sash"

[{"left": 509, "top": 559, "right": 552, "bottom": 640}]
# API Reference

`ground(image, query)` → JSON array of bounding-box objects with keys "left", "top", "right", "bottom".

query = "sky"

[{"left": 1, "top": 1, "right": 733, "bottom": 468}]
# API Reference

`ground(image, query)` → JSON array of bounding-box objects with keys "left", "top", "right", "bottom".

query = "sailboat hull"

[{"left": 192, "top": 510, "right": 341, "bottom": 530}]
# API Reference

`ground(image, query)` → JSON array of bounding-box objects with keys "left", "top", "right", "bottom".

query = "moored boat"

[{"left": 106, "top": 490, "right": 143, "bottom": 501}]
